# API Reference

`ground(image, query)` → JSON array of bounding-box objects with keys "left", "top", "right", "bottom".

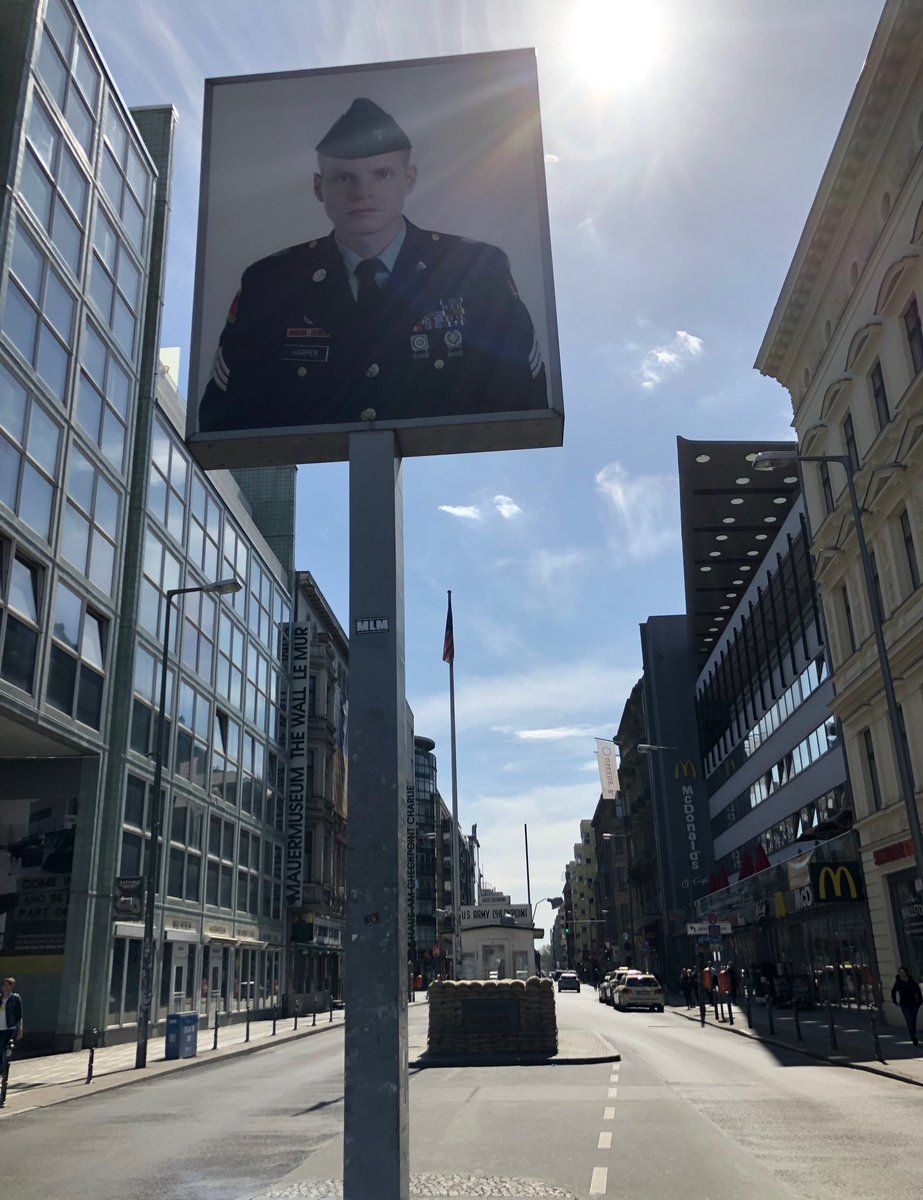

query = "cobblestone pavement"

[{"left": 252, "top": 1177, "right": 576, "bottom": 1198}]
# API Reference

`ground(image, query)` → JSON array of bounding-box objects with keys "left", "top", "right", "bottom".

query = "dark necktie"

[{"left": 354, "top": 258, "right": 386, "bottom": 319}]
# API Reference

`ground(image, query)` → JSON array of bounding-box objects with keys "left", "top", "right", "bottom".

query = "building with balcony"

[{"left": 756, "top": 0, "right": 923, "bottom": 993}]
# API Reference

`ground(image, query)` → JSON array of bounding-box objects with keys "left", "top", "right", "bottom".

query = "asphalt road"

[{"left": 1, "top": 990, "right": 921, "bottom": 1199}]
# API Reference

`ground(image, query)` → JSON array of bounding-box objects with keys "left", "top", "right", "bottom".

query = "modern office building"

[
  {"left": 679, "top": 439, "right": 874, "bottom": 1006},
  {"left": 0, "top": 0, "right": 300, "bottom": 1049},
  {"left": 756, "top": 0, "right": 923, "bottom": 992}
]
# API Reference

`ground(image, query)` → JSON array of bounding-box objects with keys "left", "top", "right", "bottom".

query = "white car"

[{"left": 613, "top": 973, "right": 664, "bottom": 1012}]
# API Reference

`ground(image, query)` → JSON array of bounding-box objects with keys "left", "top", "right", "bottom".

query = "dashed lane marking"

[
  {"left": 603, "top": 1106, "right": 615, "bottom": 1120},
  {"left": 597, "top": 1132, "right": 612, "bottom": 1150},
  {"left": 589, "top": 1166, "right": 608, "bottom": 1195},
  {"left": 607, "top": 1086, "right": 618, "bottom": 1098}
]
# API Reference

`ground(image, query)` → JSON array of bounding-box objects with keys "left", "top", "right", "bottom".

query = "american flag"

[{"left": 442, "top": 593, "right": 454, "bottom": 665}]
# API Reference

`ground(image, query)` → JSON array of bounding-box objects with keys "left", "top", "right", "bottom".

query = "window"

[
  {"left": 870, "top": 361, "right": 890, "bottom": 431},
  {"left": 245, "top": 642, "right": 271, "bottom": 733},
  {"left": 19, "top": 96, "right": 89, "bottom": 276},
  {"left": 130, "top": 642, "right": 173, "bottom": 759},
  {"left": 2, "top": 223, "right": 76, "bottom": 403},
  {"left": 167, "top": 797, "right": 203, "bottom": 902},
  {"left": 211, "top": 708, "right": 240, "bottom": 806},
  {"left": 841, "top": 584, "right": 857, "bottom": 653},
  {"left": 60, "top": 443, "right": 120, "bottom": 592},
  {"left": 206, "top": 816, "right": 235, "bottom": 909},
  {"left": 819, "top": 460, "right": 834, "bottom": 514},
  {"left": 216, "top": 611, "right": 244, "bottom": 712},
  {"left": 0, "top": 545, "right": 43, "bottom": 693},
  {"left": 862, "top": 728, "right": 882, "bottom": 812},
  {"left": 175, "top": 681, "right": 210, "bottom": 791},
  {"left": 904, "top": 296, "right": 923, "bottom": 376},
  {"left": 87, "top": 206, "right": 141, "bottom": 358},
  {"left": 221, "top": 522, "right": 247, "bottom": 617},
  {"left": 900, "top": 509, "right": 920, "bottom": 592},
  {"left": 46, "top": 581, "right": 106, "bottom": 727},
  {"left": 869, "top": 550, "right": 885, "bottom": 620},
  {"left": 842, "top": 412, "right": 859, "bottom": 473},
  {"left": 139, "top": 529, "right": 181, "bottom": 643},
  {"left": 0, "top": 361, "right": 61, "bottom": 540},
  {"left": 100, "top": 96, "right": 150, "bottom": 253},
  {"left": 188, "top": 477, "right": 220, "bottom": 579},
  {"left": 180, "top": 585, "right": 216, "bottom": 683},
  {"left": 34, "top": 5, "right": 100, "bottom": 159}
]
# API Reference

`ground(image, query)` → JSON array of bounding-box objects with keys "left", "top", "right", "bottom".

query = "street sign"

[
  {"left": 708, "top": 923, "right": 721, "bottom": 938},
  {"left": 687, "top": 921, "right": 732, "bottom": 935},
  {"left": 707, "top": 911, "right": 718, "bottom": 924},
  {"left": 113, "top": 876, "right": 143, "bottom": 918}
]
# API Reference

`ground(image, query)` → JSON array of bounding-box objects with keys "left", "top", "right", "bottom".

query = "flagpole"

[{"left": 444, "top": 590, "right": 463, "bottom": 978}]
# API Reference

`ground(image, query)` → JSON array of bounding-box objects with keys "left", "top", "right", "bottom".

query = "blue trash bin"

[{"left": 165, "top": 1012, "right": 199, "bottom": 1060}]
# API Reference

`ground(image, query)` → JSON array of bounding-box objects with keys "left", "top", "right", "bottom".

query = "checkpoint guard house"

[{"left": 459, "top": 901, "right": 540, "bottom": 980}]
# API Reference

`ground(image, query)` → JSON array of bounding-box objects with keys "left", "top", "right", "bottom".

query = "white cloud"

[
  {"left": 493, "top": 495, "right": 522, "bottom": 519},
  {"left": 639, "top": 329, "right": 704, "bottom": 389},
  {"left": 513, "top": 726, "right": 596, "bottom": 742},
  {"left": 438, "top": 504, "right": 481, "bottom": 520},
  {"left": 595, "top": 461, "right": 679, "bottom": 561}
]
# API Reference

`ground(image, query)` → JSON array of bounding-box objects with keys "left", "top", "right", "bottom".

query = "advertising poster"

[{"left": 187, "top": 49, "right": 563, "bottom": 467}]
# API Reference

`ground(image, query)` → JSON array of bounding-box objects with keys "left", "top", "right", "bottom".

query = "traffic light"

[{"left": 565, "top": 924, "right": 571, "bottom": 935}]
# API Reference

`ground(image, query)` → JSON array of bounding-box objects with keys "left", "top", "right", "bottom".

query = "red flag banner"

[{"left": 442, "top": 594, "right": 455, "bottom": 665}]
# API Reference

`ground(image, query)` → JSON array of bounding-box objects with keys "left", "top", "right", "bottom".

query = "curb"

[
  {"left": 0, "top": 1017, "right": 345, "bottom": 1120},
  {"left": 670, "top": 1007, "right": 923, "bottom": 1089}
]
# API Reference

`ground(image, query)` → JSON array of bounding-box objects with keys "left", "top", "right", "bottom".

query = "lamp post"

[
  {"left": 135, "top": 577, "right": 240, "bottom": 1070},
  {"left": 754, "top": 448, "right": 923, "bottom": 892}
]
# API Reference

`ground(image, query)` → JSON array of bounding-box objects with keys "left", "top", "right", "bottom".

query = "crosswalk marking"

[
  {"left": 598, "top": 1131, "right": 612, "bottom": 1150},
  {"left": 590, "top": 1166, "right": 608, "bottom": 1194}
]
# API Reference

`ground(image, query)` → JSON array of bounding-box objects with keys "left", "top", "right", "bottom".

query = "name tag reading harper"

[{"left": 355, "top": 617, "right": 390, "bottom": 634}]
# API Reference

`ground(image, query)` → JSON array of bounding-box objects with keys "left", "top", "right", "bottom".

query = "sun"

[{"left": 568, "top": 0, "right": 664, "bottom": 91}]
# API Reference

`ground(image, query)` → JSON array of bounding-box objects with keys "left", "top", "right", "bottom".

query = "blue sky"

[{"left": 81, "top": 0, "right": 884, "bottom": 918}]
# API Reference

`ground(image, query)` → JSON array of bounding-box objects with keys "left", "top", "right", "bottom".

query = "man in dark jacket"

[
  {"left": 1, "top": 976, "right": 24, "bottom": 1062},
  {"left": 198, "top": 98, "right": 547, "bottom": 434},
  {"left": 890, "top": 966, "right": 922, "bottom": 1045}
]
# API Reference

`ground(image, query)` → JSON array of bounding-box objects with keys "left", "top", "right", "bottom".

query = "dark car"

[{"left": 557, "top": 971, "right": 581, "bottom": 993}]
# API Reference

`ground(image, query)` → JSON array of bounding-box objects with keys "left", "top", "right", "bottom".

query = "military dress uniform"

[{"left": 198, "top": 219, "right": 547, "bottom": 433}]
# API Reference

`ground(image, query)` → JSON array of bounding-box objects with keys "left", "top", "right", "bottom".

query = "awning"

[
  {"left": 114, "top": 921, "right": 147, "bottom": 939},
  {"left": 236, "top": 937, "right": 268, "bottom": 949},
  {"left": 203, "top": 933, "right": 239, "bottom": 945},
  {"left": 165, "top": 928, "right": 198, "bottom": 943}
]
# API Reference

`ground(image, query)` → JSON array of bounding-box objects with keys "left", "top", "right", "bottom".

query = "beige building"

[
  {"left": 567, "top": 818, "right": 601, "bottom": 976},
  {"left": 757, "top": 0, "right": 923, "bottom": 998}
]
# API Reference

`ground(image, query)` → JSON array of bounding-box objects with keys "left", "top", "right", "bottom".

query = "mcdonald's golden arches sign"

[{"left": 809, "top": 862, "right": 864, "bottom": 902}]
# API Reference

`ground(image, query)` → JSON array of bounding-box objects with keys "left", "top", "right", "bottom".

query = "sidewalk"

[
  {"left": 0, "top": 1007, "right": 346, "bottom": 1119},
  {"left": 671, "top": 997, "right": 923, "bottom": 1087}
]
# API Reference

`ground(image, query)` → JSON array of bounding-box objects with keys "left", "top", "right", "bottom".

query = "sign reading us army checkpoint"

[
  {"left": 460, "top": 904, "right": 531, "bottom": 926},
  {"left": 186, "top": 50, "right": 564, "bottom": 470}
]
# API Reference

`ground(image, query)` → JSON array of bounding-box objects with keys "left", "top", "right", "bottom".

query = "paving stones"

[{"left": 252, "top": 1175, "right": 576, "bottom": 1198}]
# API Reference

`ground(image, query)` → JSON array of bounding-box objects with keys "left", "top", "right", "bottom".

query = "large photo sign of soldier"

[{"left": 186, "top": 50, "right": 563, "bottom": 468}]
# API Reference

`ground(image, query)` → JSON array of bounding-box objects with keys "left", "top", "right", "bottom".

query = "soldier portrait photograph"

[{"left": 187, "top": 53, "right": 561, "bottom": 457}]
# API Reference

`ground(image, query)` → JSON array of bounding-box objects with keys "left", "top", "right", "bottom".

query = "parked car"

[
  {"left": 557, "top": 971, "right": 581, "bottom": 993},
  {"left": 613, "top": 973, "right": 664, "bottom": 1012},
  {"left": 598, "top": 972, "right": 618, "bottom": 1003},
  {"left": 602, "top": 968, "right": 641, "bottom": 1006}
]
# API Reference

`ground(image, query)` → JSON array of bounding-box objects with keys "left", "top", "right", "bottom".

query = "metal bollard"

[
  {"left": 826, "top": 1001, "right": 838, "bottom": 1051},
  {"left": 86, "top": 1028, "right": 98, "bottom": 1084},
  {"left": 793, "top": 1002, "right": 803, "bottom": 1042},
  {"left": 245, "top": 1004, "right": 251, "bottom": 1043},
  {"left": 746, "top": 993, "right": 753, "bottom": 1029},
  {"left": 329, "top": 994, "right": 333, "bottom": 1022},
  {"left": 294, "top": 1000, "right": 299, "bottom": 1031},
  {"left": 766, "top": 997, "right": 775, "bottom": 1036},
  {"left": 726, "top": 996, "right": 734, "bottom": 1026},
  {"left": 712, "top": 990, "right": 719, "bottom": 1021},
  {"left": 312, "top": 996, "right": 317, "bottom": 1027},
  {"left": 870, "top": 1005, "right": 885, "bottom": 1063},
  {"left": 272, "top": 1005, "right": 278, "bottom": 1036},
  {"left": 699, "top": 997, "right": 706, "bottom": 1027},
  {"left": 212, "top": 1006, "right": 219, "bottom": 1051}
]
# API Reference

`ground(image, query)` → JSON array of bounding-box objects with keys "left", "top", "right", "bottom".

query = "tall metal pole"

[
  {"left": 135, "top": 589, "right": 174, "bottom": 1070},
  {"left": 343, "top": 431, "right": 408, "bottom": 1200},
  {"left": 801, "top": 455, "right": 923, "bottom": 890},
  {"left": 446, "top": 591, "right": 462, "bottom": 977},
  {"left": 524, "top": 823, "right": 533, "bottom": 916}
]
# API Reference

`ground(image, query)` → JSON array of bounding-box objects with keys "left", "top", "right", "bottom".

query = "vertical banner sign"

[
  {"left": 286, "top": 624, "right": 311, "bottom": 907},
  {"left": 595, "top": 739, "right": 619, "bottom": 800},
  {"left": 406, "top": 782, "right": 416, "bottom": 968}
]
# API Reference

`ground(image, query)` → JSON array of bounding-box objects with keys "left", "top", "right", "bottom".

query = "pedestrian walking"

[
  {"left": 1, "top": 977, "right": 24, "bottom": 1063},
  {"left": 890, "top": 966, "right": 922, "bottom": 1046},
  {"left": 726, "top": 961, "right": 740, "bottom": 1005},
  {"left": 680, "top": 968, "right": 693, "bottom": 1008}
]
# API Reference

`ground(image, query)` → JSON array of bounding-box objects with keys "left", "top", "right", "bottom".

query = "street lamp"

[
  {"left": 135, "top": 577, "right": 240, "bottom": 1069},
  {"left": 531, "top": 895, "right": 563, "bottom": 924},
  {"left": 636, "top": 744, "right": 676, "bottom": 754},
  {"left": 753, "top": 447, "right": 923, "bottom": 892}
]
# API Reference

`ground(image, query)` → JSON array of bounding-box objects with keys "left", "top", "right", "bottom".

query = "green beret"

[{"left": 316, "top": 98, "right": 411, "bottom": 159}]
